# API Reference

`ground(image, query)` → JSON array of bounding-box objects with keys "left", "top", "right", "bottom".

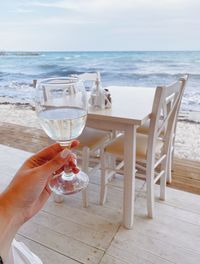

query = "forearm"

[{"left": 0, "top": 193, "right": 21, "bottom": 262}]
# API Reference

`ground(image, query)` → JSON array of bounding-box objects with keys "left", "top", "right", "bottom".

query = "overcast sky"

[{"left": 0, "top": 0, "right": 200, "bottom": 51}]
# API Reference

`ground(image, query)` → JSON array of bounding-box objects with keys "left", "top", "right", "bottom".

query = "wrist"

[
  {"left": 0, "top": 189, "right": 23, "bottom": 226},
  {"left": 0, "top": 192, "right": 22, "bottom": 261}
]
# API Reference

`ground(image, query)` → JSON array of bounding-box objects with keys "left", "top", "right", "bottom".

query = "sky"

[{"left": 0, "top": 0, "right": 200, "bottom": 51}]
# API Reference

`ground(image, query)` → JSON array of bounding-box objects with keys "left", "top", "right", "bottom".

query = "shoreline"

[{"left": 0, "top": 102, "right": 199, "bottom": 162}]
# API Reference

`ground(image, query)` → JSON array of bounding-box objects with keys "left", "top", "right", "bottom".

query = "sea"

[{"left": 0, "top": 51, "right": 200, "bottom": 114}]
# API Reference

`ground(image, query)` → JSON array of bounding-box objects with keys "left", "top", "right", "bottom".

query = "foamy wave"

[
  {"left": 0, "top": 51, "right": 200, "bottom": 115},
  {"left": 0, "top": 81, "right": 35, "bottom": 101}
]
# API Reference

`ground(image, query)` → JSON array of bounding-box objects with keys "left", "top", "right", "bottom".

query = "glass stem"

[{"left": 59, "top": 141, "right": 75, "bottom": 180}]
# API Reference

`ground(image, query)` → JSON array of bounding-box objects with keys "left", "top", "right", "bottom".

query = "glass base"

[{"left": 48, "top": 170, "right": 89, "bottom": 195}]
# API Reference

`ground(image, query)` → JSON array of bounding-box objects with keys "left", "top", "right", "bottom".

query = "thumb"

[{"left": 39, "top": 148, "right": 72, "bottom": 177}]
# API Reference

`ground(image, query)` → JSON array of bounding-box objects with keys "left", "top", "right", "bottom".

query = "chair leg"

[
  {"left": 81, "top": 147, "right": 90, "bottom": 208},
  {"left": 109, "top": 155, "right": 116, "bottom": 180},
  {"left": 160, "top": 160, "right": 167, "bottom": 201},
  {"left": 146, "top": 166, "right": 154, "bottom": 218},
  {"left": 160, "top": 176, "right": 166, "bottom": 201},
  {"left": 82, "top": 189, "right": 88, "bottom": 208},
  {"left": 100, "top": 149, "right": 108, "bottom": 205},
  {"left": 167, "top": 149, "right": 173, "bottom": 184},
  {"left": 167, "top": 139, "right": 175, "bottom": 183}
]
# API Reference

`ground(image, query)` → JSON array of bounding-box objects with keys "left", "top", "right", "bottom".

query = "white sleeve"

[{"left": 6, "top": 239, "right": 43, "bottom": 264}]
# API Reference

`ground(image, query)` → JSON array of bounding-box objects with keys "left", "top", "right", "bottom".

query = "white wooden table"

[{"left": 87, "top": 86, "right": 156, "bottom": 229}]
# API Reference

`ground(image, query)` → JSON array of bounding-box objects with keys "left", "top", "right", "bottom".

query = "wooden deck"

[
  {"left": 1, "top": 144, "right": 200, "bottom": 264},
  {"left": 1, "top": 122, "right": 200, "bottom": 195},
  {"left": 170, "top": 158, "right": 200, "bottom": 195}
]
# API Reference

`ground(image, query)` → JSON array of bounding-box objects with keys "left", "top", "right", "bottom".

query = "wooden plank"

[
  {"left": 137, "top": 182, "right": 200, "bottom": 215},
  {"left": 48, "top": 193, "right": 123, "bottom": 224},
  {"left": 44, "top": 196, "right": 120, "bottom": 233},
  {"left": 170, "top": 178, "right": 200, "bottom": 190},
  {"left": 15, "top": 234, "right": 80, "bottom": 264},
  {"left": 107, "top": 244, "right": 174, "bottom": 264},
  {"left": 19, "top": 221, "right": 104, "bottom": 264},
  {"left": 100, "top": 254, "right": 133, "bottom": 264},
  {"left": 108, "top": 189, "right": 200, "bottom": 264},
  {"left": 108, "top": 233, "right": 200, "bottom": 264},
  {"left": 169, "top": 158, "right": 200, "bottom": 194},
  {"left": 0, "top": 122, "right": 53, "bottom": 153},
  {"left": 138, "top": 195, "right": 200, "bottom": 227},
  {"left": 1, "top": 122, "right": 199, "bottom": 195},
  {"left": 169, "top": 181, "right": 200, "bottom": 195},
  {"left": 30, "top": 210, "right": 118, "bottom": 250}
]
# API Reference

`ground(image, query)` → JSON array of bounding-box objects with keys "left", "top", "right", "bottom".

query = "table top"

[{"left": 88, "top": 86, "right": 156, "bottom": 125}]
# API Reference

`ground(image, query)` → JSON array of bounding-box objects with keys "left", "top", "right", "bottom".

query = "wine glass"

[{"left": 35, "top": 77, "right": 89, "bottom": 195}]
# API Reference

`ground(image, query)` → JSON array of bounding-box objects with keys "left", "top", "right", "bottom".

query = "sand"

[{"left": 0, "top": 103, "right": 200, "bottom": 161}]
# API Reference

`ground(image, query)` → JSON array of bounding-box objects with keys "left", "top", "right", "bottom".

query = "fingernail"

[
  {"left": 68, "top": 160, "right": 74, "bottom": 166},
  {"left": 70, "top": 140, "right": 80, "bottom": 148},
  {"left": 61, "top": 148, "right": 71, "bottom": 159},
  {"left": 73, "top": 167, "right": 80, "bottom": 174}
]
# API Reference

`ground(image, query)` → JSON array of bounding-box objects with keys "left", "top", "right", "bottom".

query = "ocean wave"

[
  {"left": 38, "top": 64, "right": 59, "bottom": 70},
  {"left": 0, "top": 51, "right": 200, "bottom": 114},
  {"left": 38, "top": 69, "right": 80, "bottom": 78},
  {"left": 101, "top": 72, "right": 200, "bottom": 80}
]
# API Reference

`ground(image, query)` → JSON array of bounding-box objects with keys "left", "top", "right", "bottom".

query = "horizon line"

[{"left": 1, "top": 50, "right": 200, "bottom": 53}]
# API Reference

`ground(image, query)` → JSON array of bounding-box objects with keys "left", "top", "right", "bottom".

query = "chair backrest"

[
  {"left": 76, "top": 72, "right": 101, "bottom": 91},
  {"left": 171, "top": 74, "right": 189, "bottom": 140},
  {"left": 147, "top": 75, "right": 188, "bottom": 168},
  {"left": 78, "top": 72, "right": 100, "bottom": 81}
]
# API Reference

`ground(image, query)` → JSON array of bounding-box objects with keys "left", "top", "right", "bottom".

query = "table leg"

[{"left": 123, "top": 125, "right": 137, "bottom": 229}]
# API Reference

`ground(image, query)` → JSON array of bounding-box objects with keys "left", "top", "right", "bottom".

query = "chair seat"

[
  {"left": 105, "top": 133, "right": 163, "bottom": 160},
  {"left": 137, "top": 120, "right": 164, "bottom": 135},
  {"left": 77, "top": 127, "right": 111, "bottom": 149},
  {"left": 137, "top": 120, "right": 150, "bottom": 135}
]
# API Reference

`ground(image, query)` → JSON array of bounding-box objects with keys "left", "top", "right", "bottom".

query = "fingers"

[
  {"left": 28, "top": 143, "right": 62, "bottom": 166},
  {"left": 54, "top": 153, "right": 80, "bottom": 175},
  {"left": 72, "top": 166, "right": 80, "bottom": 174},
  {"left": 53, "top": 162, "right": 80, "bottom": 175},
  {"left": 35, "top": 140, "right": 79, "bottom": 161},
  {"left": 38, "top": 148, "right": 78, "bottom": 178},
  {"left": 65, "top": 155, "right": 80, "bottom": 174},
  {"left": 26, "top": 141, "right": 80, "bottom": 168}
]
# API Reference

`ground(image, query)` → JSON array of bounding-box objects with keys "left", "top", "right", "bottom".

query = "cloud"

[
  {"left": 1, "top": 0, "right": 200, "bottom": 51},
  {"left": 15, "top": 8, "right": 33, "bottom": 13},
  {"left": 28, "top": 0, "right": 196, "bottom": 11},
  {"left": 26, "top": 0, "right": 200, "bottom": 20},
  {"left": 29, "top": 0, "right": 86, "bottom": 11}
]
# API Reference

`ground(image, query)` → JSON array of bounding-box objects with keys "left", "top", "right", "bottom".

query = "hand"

[
  {"left": 1, "top": 141, "right": 79, "bottom": 224},
  {"left": 0, "top": 141, "right": 79, "bottom": 261}
]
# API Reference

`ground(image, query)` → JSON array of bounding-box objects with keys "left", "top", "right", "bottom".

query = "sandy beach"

[{"left": 0, "top": 102, "right": 199, "bottom": 162}]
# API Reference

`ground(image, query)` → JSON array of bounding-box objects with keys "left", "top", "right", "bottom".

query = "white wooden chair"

[
  {"left": 75, "top": 127, "right": 112, "bottom": 207},
  {"left": 99, "top": 76, "right": 187, "bottom": 218},
  {"left": 137, "top": 75, "right": 188, "bottom": 183},
  {"left": 76, "top": 72, "right": 113, "bottom": 207}
]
